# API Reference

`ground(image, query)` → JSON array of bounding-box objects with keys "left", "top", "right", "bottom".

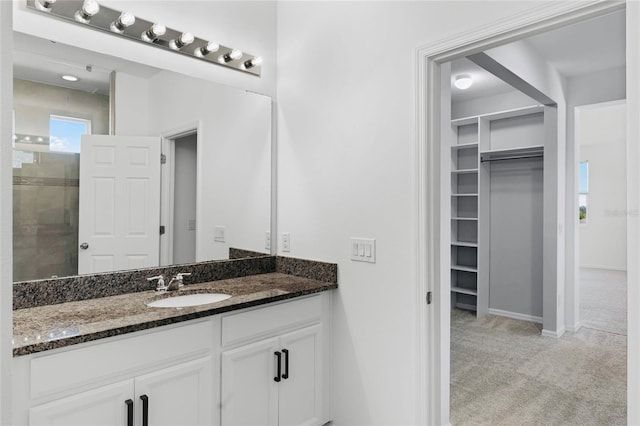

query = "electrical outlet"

[
  {"left": 214, "top": 226, "right": 226, "bottom": 242},
  {"left": 265, "top": 231, "right": 271, "bottom": 250},
  {"left": 350, "top": 237, "right": 376, "bottom": 263},
  {"left": 282, "top": 232, "right": 291, "bottom": 252}
]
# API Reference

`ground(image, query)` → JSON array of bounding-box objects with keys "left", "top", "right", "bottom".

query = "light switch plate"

[
  {"left": 265, "top": 231, "right": 271, "bottom": 250},
  {"left": 282, "top": 232, "right": 291, "bottom": 252},
  {"left": 350, "top": 238, "right": 376, "bottom": 263},
  {"left": 214, "top": 226, "right": 226, "bottom": 242}
]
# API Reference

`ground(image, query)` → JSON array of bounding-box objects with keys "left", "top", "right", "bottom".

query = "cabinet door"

[
  {"left": 278, "top": 324, "right": 323, "bottom": 426},
  {"left": 134, "top": 356, "right": 214, "bottom": 426},
  {"left": 221, "top": 337, "right": 280, "bottom": 426},
  {"left": 29, "top": 380, "right": 133, "bottom": 426}
]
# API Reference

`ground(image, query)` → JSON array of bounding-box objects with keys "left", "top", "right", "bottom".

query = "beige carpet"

[
  {"left": 450, "top": 308, "right": 626, "bottom": 425},
  {"left": 580, "top": 268, "right": 627, "bottom": 336}
]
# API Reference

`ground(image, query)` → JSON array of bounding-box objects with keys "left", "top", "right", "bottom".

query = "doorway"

[
  {"left": 576, "top": 100, "right": 627, "bottom": 336},
  {"left": 160, "top": 126, "right": 199, "bottom": 266},
  {"left": 416, "top": 2, "right": 637, "bottom": 425}
]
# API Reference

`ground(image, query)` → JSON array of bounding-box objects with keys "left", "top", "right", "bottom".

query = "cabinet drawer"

[
  {"left": 221, "top": 296, "right": 322, "bottom": 347},
  {"left": 30, "top": 320, "right": 214, "bottom": 400}
]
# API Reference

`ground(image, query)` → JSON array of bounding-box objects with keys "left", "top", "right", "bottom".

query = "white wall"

[
  {"left": 577, "top": 102, "right": 626, "bottom": 271},
  {"left": 147, "top": 71, "right": 271, "bottom": 261},
  {"left": 565, "top": 66, "right": 625, "bottom": 329},
  {"left": 277, "top": 2, "right": 546, "bottom": 424},
  {"left": 114, "top": 73, "right": 150, "bottom": 136}
]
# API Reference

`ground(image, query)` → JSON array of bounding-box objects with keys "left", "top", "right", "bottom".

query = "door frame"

[
  {"left": 415, "top": 1, "right": 636, "bottom": 424},
  {"left": 160, "top": 122, "right": 201, "bottom": 266}
]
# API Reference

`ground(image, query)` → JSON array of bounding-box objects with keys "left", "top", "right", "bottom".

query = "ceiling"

[
  {"left": 13, "top": 32, "right": 161, "bottom": 96},
  {"left": 451, "top": 9, "right": 625, "bottom": 104}
]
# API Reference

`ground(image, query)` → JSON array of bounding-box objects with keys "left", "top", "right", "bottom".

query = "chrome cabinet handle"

[{"left": 80, "top": 242, "right": 89, "bottom": 250}]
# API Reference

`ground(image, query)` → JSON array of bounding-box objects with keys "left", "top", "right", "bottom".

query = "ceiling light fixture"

[
  {"left": 62, "top": 75, "right": 79, "bottom": 82},
  {"left": 222, "top": 49, "right": 243, "bottom": 63},
  {"left": 74, "top": 0, "right": 99, "bottom": 24},
  {"left": 454, "top": 74, "right": 473, "bottom": 90},
  {"left": 244, "top": 56, "right": 263, "bottom": 69},
  {"left": 35, "top": 0, "right": 56, "bottom": 12},
  {"left": 110, "top": 11, "right": 135, "bottom": 34},
  {"left": 169, "top": 32, "right": 195, "bottom": 50},
  {"left": 195, "top": 41, "right": 220, "bottom": 58},
  {"left": 141, "top": 23, "right": 166, "bottom": 43}
]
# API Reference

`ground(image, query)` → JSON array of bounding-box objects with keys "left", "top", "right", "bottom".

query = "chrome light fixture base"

[{"left": 26, "top": 0, "right": 262, "bottom": 76}]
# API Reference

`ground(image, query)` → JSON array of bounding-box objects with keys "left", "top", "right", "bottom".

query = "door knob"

[{"left": 80, "top": 242, "right": 89, "bottom": 250}]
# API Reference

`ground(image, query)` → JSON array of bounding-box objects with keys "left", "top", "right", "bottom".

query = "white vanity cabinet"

[
  {"left": 220, "top": 295, "right": 331, "bottom": 426},
  {"left": 29, "top": 356, "right": 213, "bottom": 426},
  {"left": 14, "top": 320, "right": 218, "bottom": 426}
]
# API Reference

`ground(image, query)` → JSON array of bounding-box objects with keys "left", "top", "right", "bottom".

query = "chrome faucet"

[
  {"left": 166, "top": 272, "right": 192, "bottom": 291},
  {"left": 147, "top": 275, "right": 167, "bottom": 293}
]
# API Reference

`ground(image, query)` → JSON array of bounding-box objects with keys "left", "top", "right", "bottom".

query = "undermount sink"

[{"left": 146, "top": 293, "right": 231, "bottom": 308}]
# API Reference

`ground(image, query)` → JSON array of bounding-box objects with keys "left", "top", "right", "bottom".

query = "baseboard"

[
  {"left": 566, "top": 322, "right": 582, "bottom": 333},
  {"left": 579, "top": 264, "right": 627, "bottom": 272},
  {"left": 488, "top": 308, "right": 542, "bottom": 324},
  {"left": 541, "top": 327, "right": 566, "bottom": 338}
]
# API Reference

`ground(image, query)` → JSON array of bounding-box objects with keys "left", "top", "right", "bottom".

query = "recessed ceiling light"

[
  {"left": 62, "top": 75, "right": 79, "bottom": 82},
  {"left": 454, "top": 74, "right": 473, "bottom": 90}
]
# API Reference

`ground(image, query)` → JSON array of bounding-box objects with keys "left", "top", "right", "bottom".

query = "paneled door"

[{"left": 78, "top": 135, "right": 161, "bottom": 274}]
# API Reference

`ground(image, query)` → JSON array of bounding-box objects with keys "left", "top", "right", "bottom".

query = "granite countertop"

[{"left": 13, "top": 272, "right": 337, "bottom": 356}]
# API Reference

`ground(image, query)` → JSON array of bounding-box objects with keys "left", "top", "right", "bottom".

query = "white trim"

[
  {"left": 416, "top": 1, "right": 626, "bottom": 424},
  {"left": 488, "top": 308, "right": 542, "bottom": 324},
  {"left": 0, "top": 2, "right": 12, "bottom": 423},
  {"left": 566, "top": 322, "right": 582, "bottom": 333},
  {"left": 579, "top": 264, "right": 627, "bottom": 272},
  {"left": 541, "top": 327, "right": 566, "bottom": 339},
  {"left": 160, "top": 122, "right": 201, "bottom": 266}
]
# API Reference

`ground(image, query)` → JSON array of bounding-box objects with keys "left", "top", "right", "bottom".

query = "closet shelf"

[
  {"left": 452, "top": 168, "right": 479, "bottom": 175},
  {"left": 452, "top": 217, "right": 478, "bottom": 221},
  {"left": 451, "top": 142, "right": 479, "bottom": 150},
  {"left": 451, "top": 241, "right": 478, "bottom": 248},
  {"left": 451, "top": 286, "right": 478, "bottom": 296},
  {"left": 480, "top": 145, "right": 544, "bottom": 162},
  {"left": 452, "top": 105, "right": 543, "bottom": 126},
  {"left": 451, "top": 265, "right": 478, "bottom": 273}
]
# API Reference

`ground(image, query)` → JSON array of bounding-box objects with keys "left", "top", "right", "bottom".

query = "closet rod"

[{"left": 481, "top": 154, "right": 544, "bottom": 163}]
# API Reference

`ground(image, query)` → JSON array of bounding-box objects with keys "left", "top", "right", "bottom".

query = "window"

[
  {"left": 49, "top": 115, "right": 92, "bottom": 154},
  {"left": 579, "top": 161, "right": 588, "bottom": 224}
]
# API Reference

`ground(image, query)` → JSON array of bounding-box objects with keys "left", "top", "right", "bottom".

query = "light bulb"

[
  {"left": 454, "top": 74, "right": 473, "bottom": 90},
  {"left": 110, "top": 11, "right": 135, "bottom": 34},
  {"left": 195, "top": 41, "right": 220, "bottom": 57},
  {"left": 74, "top": 0, "right": 99, "bottom": 23},
  {"left": 222, "top": 49, "right": 243, "bottom": 62},
  {"left": 141, "top": 23, "right": 166, "bottom": 42},
  {"left": 244, "top": 56, "right": 263, "bottom": 69},
  {"left": 169, "top": 32, "right": 195, "bottom": 50},
  {"left": 35, "top": 0, "right": 56, "bottom": 12}
]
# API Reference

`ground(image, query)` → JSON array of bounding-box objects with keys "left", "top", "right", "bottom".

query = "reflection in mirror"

[{"left": 12, "top": 32, "right": 271, "bottom": 282}]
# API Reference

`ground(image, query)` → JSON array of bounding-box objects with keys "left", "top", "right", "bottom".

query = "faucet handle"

[
  {"left": 147, "top": 275, "right": 167, "bottom": 292},
  {"left": 175, "top": 272, "right": 191, "bottom": 279}
]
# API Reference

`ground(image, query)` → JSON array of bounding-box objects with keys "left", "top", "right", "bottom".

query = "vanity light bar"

[{"left": 27, "top": 0, "right": 263, "bottom": 76}]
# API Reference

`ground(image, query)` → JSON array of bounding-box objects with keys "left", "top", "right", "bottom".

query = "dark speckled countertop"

[{"left": 13, "top": 272, "right": 337, "bottom": 356}]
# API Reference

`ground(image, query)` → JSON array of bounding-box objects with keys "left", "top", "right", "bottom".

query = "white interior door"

[{"left": 79, "top": 135, "right": 161, "bottom": 274}]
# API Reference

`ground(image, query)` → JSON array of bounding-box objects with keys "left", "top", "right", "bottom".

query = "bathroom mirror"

[{"left": 12, "top": 32, "right": 272, "bottom": 282}]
